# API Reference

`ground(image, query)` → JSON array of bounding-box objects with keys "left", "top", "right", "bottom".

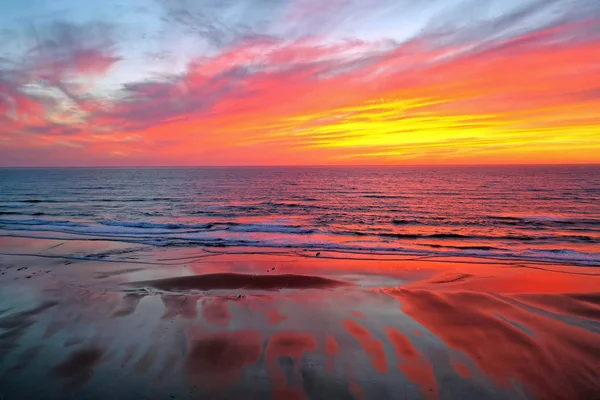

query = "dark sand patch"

[
  {"left": 51, "top": 347, "right": 104, "bottom": 388},
  {"left": 64, "top": 336, "right": 84, "bottom": 347},
  {"left": 43, "top": 318, "right": 67, "bottom": 339},
  {"left": 0, "top": 301, "right": 57, "bottom": 329},
  {"left": 129, "top": 273, "right": 352, "bottom": 292},
  {"left": 134, "top": 346, "right": 158, "bottom": 374},
  {"left": 157, "top": 352, "right": 179, "bottom": 381},
  {"left": 186, "top": 330, "right": 263, "bottom": 388},
  {"left": 112, "top": 293, "right": 145, "bottom": 318},
  {"left": 6, "top": 345, "right": 42, "bottom": 374},
  {"left": 0, "top": 301, "right": 58, "bottom": 361}
]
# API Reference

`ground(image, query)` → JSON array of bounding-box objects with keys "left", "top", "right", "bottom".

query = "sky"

[{"left": 1, "top": 0, "right": 599, "bottom": 166}]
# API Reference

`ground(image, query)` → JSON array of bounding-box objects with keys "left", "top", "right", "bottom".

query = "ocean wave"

[
  {"left": 425, "top": 244, "right": 506, "bottom": 251},
  {"left": 377, "top": 232, "right": 597, "bottom": 243},
  {"left": 363, "top": 194, "right": 411, "bottom": 199},
  {"left": 0, "top": 211, "right": 46, "bottom": 216},
  {"left": 490, "top": 215, "right": 600, "bottom": 226},
  {"left": 0, "top": 218, "right": 315, "bottom": 236},
  {"left": 2, "top": 197, "right": 181, "bottom": 204},
  {"left": 259, "top": 201, "right": 324, "bottom": 209},
  {"left": 391, "top": 219, "right": 421, "bottom": 225},
  {"left": 227, "top": 223, "right": 316, "bottom": 234},
  {"left": 2, "top": 217, "right": 596, "bottom": 244},
  {"left": 0, "top": 218, "right": 84, "bottom": 227},
  {"left": 99, "top": 221, "right": 214, "bottom": 230},
  {"left": 0, "top": 218, "right": 207, "bottom": 236},
  {"left": 0, "top": 203, "right": 30, "bottom": 209},
  {"left": 519, "top": 249, "right": 600, "bottom": 263}
]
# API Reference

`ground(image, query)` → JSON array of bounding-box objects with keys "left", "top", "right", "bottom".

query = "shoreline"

[
  {"left": 1, "top": 231, "right": 599, "bottom": 267},
  {"left": 2, "top": 235, "right": 599, "bottom": 285},
  {"left": 2, "top": 236, "right": 599, "bottom": 296}
]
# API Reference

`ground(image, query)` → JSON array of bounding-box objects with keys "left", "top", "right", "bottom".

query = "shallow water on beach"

[
  {"left": 1, "top": 166, "right": 599, "bottom": 265},
  {"left": 0, "top": 238, "right": 599, "bottom": 400}
]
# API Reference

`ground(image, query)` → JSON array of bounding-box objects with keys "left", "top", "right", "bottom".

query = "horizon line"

[{"left": 1, "top": 163, "right": 599, "bottom": 168}]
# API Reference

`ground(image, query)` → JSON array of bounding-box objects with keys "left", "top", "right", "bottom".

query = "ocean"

[{"left": 0, "top": 165, "right": 599, "bottom": 265}]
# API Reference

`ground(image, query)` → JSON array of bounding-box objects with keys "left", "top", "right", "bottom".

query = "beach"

[{"left": 1, "top": 236, "right": 598, "bottom": 400}]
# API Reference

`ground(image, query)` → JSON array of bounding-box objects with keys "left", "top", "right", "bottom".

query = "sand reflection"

[{"left": 387, "top": 288, "right": 600, "bottom": 399}]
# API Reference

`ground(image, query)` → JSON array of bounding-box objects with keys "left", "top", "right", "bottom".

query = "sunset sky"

[{"left": 1, "top": 0, "right": 599, "bottom": 166}]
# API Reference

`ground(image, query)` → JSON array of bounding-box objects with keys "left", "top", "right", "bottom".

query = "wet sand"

[{"left": 0, "top": 237, "right": 599, "bottom": 400}]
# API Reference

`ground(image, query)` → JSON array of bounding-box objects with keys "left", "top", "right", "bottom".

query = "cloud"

[
  {"left": 25, "top": 22, "right": 121, "bottom": 82},
  {"left": 157, "top": 0, "right": 286, "bottom": 49},
  {"left": 1, "top": 0, "right": 600, "bottom": 165},
  {"left": 0, "top": 20, "right": 121, "bottom": 149}
]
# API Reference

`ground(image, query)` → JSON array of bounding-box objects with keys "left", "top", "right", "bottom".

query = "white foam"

[{"left": 228, "top": 223, "right": 315, "bottom": 234}]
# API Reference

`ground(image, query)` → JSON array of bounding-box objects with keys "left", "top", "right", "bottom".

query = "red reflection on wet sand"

[
  {"left": 386, "top": 327, "right": 439, "bottom": 399},
  {"left": 451, "top": 361, "right": 471, "bottom": 378},
  {"left": 349, "top": 377, "right": 366, "bottom": 400},
  {"left": 186, "top": 329, "right": 263, "bottom": 389},
  {"left": 161, "top": 295, "right": 198, "bottom": 320},
  {"left": 201, "top": 298, "right": 232, "bottom": 327},
  {"left": 325, "top": 335, "right": 339, "bottom": 355},
  {"left": 409, "top": 263, "right": 600, "bottom": 294},
  {"left": 265, "top": 332, "right": 318, "bottom": 400},
  {"left": 266, "top": 332, "right": 317, "bottom": 361},
  {"left": 342, "top": 319, "right": 388, "bottom": 374},
  {"left": 512, "top": 293, "right": 600, "bottom": 322},
  {"left": 388, "top": 288, "right": 600, "bottom": 399},
  {"left": 263, "top": 308, "right": 287, "bottom": 325},
  {"left": 325, "top": 334, "right": 339, "bottom": 372}
]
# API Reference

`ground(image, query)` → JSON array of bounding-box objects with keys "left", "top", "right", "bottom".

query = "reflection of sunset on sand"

[{"left": 0, "top": 237, "right": 598, "bottom": 399}]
